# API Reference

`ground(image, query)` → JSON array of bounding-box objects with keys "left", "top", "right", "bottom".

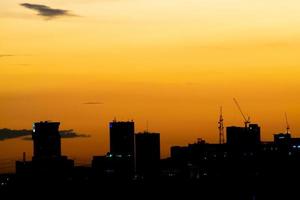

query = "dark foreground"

[{"left": 0, "top": 174, "right": 298, "bottom": 199}]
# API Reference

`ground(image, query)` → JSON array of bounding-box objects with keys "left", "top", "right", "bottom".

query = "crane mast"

[{"left": 285, "top": 112, "right": 290, "bottom": 134}]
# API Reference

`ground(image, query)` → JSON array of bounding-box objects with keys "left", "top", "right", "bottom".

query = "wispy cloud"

[
  {"left": 0, "top": 128, "right": 90, "bottom": 141},
  {"left": 83, "top": 102, "right": 104, "bottom": 105},
  {"left": 20, "top": 3, "right": 76, "bottom": 19},
  {"left": 14, "top": 64, "right": 30, "bottom": 66},
  {"left": 0, "top": 54, "right": 14, "bottom": 58},
  {"left": 59, "top": 129, "right": 90, "bottom": 139}
]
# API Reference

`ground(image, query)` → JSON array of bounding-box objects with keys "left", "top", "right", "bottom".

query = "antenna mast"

[{"left": 218, "top": 106, "right": 225, "bottom": 144}]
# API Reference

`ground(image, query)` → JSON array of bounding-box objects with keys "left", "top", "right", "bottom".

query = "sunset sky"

[{"left": 1, "top": 0, "right": 300, "bottom": 172}]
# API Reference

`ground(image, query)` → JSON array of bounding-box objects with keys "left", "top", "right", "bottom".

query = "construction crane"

[
  {"left": 218, "top": 106, "right": 225, "bottom": 144},
  {"left": 233, "top": 98, "right": 250, "bottom": 128},
  {"left": 285, "top": 112, "right": 290, "bottom": 134}
]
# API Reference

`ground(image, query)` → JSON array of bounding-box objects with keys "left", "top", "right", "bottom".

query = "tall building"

[
  {"left": 16, "top": 121, "right": 74, "bottom": 176},
  {"left": 226, "top": 124, "right": 261, "bottom": 145},
  {"left": 226, "top": 126, "right": 245, "bottom": 145},
  {"left": 109, "top": 120, "right": 134, "bottom": 157},
  {"left": 135, "top": 132, "right": 160, "bottom": 178},
  {"left": 32, "top": 121, "right": 61, "bottom": 159},
  {"left": 248, "top": 124, "right": 261, "bottom": 145},
  {"left": 92, "top": 120, "right": 135, "bottom": 179}
]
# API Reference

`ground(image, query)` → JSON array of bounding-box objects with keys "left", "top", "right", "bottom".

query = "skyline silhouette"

[
  {"left": 0, "top": 118, "right": 299, "bottom": 199},
  {"left": 0, "top": 110, "right": 298, "bottom": 174},
  {"left": 0, "top": 118, "right": 297, "bottom": 172}
]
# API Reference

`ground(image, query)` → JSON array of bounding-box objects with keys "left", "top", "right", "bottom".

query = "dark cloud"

[
  {"left": 0, "top": 128, "right": 90, "bottom": 141},
  {"left": 83, "top": 102, "right": 104, "bottom": 105},
  {"left": 20, "top": 3, "right": 75, "bottom": 19},
  {"left": 0, "top": 54, "right": 14, "bottom": 58},
  {"left": 0, "top": 129, "right": 32, "bottom": 140},
  {"left": 59, "top": 129, "right": 90, "bottom": 139}
]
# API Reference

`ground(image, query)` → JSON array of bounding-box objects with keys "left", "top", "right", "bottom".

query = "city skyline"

[
  {"left": 2, "top": 0, "right": 300, "bottom": 175},
  {"left": 0, "top": 113, "right": 295, "bottom": 173},
  {"left": 2, "top": 118, "right": 299, "bottom": 199}
]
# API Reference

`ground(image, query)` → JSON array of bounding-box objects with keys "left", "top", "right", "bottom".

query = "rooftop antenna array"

[{"left": 218, "top": 106, "right": 225, "bottom": 144}]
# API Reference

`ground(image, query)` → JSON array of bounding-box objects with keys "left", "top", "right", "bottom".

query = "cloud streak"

[
  {"left": 83, "top": 102, "right": 104, "bottom": 105},
  {"left": 20, "top": 3, "right": 75, "bottom": 19},
  {"left": 59, "top": 129, "right": 90, "bottom": 139},
  {"left": 0, "top": 128, "right": 90, "bottom": 141},
  {"left": 0, "top": 54, "right": 14, "bottom": 58}
]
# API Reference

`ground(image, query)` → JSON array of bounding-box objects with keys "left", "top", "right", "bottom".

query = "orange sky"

[{"left": 1, "top": 0, "right": 300, "bottom": 172}]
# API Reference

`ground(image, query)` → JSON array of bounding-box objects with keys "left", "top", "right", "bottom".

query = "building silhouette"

[
  {"left": 7, "top": 118, "right": 300, "bottom": 199},
  {"left": 16, "top": 121, "right": 74, "bottom": 178},
  {"left": 226, "top": 124, "right": 260, "bottom": 145},
  {"left": 92, "top": 120, "right": 135, "bottom": 179},
  {"left": 274, "top": 133, "right": 291, "bottom": 144},
  {"left": 92, "top": 153, "right": 134, "bottom": 180},
  {"left": 33, "top": 121, "right": 61, "bottom": 159},
  {"left": 135, "top": 131, "right": 160, "bottom": 179},
  {"left": 109, "top": 120, "right": 134, "bottom": 157}
]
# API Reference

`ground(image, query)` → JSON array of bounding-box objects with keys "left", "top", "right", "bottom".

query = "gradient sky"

[{"left": 1, "top": 0, "right": 300, "bottom": 172}]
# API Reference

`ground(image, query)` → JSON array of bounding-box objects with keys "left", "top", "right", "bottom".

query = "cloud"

[
  {"left": 14, "top": 64, "right": 30, "bottom": 66},
  {"left": 59, "top": 129, "right": 90, "bottom": 138},
  {"left": 83, "top": 102, "right": 104, "bottom": 105},
  {"left": 0, "top": 128, "right": 90, "bottom": 141},
  {"left": 20, "top": 3, "right": 75, "bottom": 19},
  {"left": 0, "top": 129, "right": 32, "bottom": 140},
  {"left": 0, "top": 54, "right": 14, "bottom": 58}
]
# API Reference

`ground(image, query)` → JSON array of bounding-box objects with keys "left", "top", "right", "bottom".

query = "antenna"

[
  {"left": 285, "top": 112, "right": 290, "bottom": 134},
  {"left": 233, "top": 98, "right": 250, "bottom": 128},
  {"left": 218, "top": 106, "right": 225, "bottom": 144}
]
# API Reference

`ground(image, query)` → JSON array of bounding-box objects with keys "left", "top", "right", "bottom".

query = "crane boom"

[
  {"left": 285, "top": 112, "right": 290, "bottom": 134},
  {"left": 233, "top": 98, "right": 250, "bottom": 127}
]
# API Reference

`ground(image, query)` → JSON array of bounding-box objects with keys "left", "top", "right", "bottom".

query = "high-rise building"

[
  {"left": 32, "top": 121, "right": 61, "bottom": 159},
  {"left": 109, "top": 120, "right": 134, "bottom": 157},
  {"left": 92, "top": 120, "right": 135, "bottom": 179},
  {"left": 248, "top": 124, "right": 261, "bottom": 145},
  {"left": 16, "top": 121, "right": 74, "bottom": 176},
  {"left": 135, "top": 132, "right": 160, "bottom": 178},
  {"left": 226, "top": 124, "right": 260, "bottom": 145},
  {"left": 226, "top": 126, "right": 245, "bottom": 145}
]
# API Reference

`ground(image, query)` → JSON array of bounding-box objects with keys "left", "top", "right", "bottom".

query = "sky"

[{"left": 1, "top": 0, "right": 300, "bottom": 172}]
